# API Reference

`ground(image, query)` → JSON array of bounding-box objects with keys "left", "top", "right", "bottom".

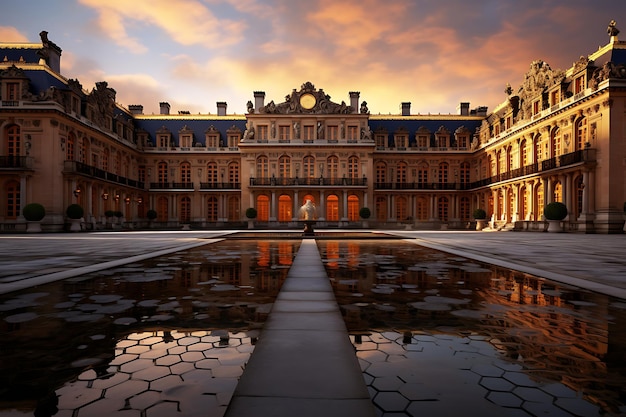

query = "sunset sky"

[{"left": 2, "top": 1, "right": 624, "bottom": 116}]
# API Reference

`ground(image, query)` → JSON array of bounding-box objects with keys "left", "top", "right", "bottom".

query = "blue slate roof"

[
  {"left": 1, "top": 47, "right": 41, "bottom": 64},
  {"left": 23, "top": 69, "right": 67, "bottom": 94},
  {"left": 135, "top": 118, "right": 246, "bottom": 146},
  {"left": 370, "top": 118, "right": 481, "bottom": 147}
]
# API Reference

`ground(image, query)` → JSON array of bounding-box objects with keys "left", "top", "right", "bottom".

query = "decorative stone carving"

[
  {"left": 87, "top": 81, "right": 116, "bottom": 129},
  {"left": 360, "top": 101, "right": 369, "bottom": 114},
  {"left": 259, "top": 81, "right": 354, "bottom": 114},
  {"left": 516, "top": 60, "right": 565, "bottom": 121}
]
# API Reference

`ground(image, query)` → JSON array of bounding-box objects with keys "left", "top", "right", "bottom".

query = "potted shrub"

[
  {"left": 544, "top": 202, "right": 568, "bottom": 232},
  {"left": 147, "top": 209, "right": 157, "bottom": 228},
  {"left": 66, "top": 204, "right": 84, "bottom": 232},
  {"left": 23, "top": 203, "right": 45, "bottom": 233},
  {"left": 359, "top": 207, "right": 371, "bottom": 228},
  {"left": 473, "top": 208, "right": 487, "bottom": 231},
  {"left": 245, "top": 207, "right": 257, "bottom": 229}
]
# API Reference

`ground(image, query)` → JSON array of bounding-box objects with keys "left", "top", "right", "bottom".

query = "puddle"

[{"left": 317, "top": 239, "right": 626, "bottom": 417}]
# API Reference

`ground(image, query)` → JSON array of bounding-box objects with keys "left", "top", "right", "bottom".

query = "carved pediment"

[
  {"left": 87, "top": 81, "right": 117, "bottom": 129},
  {"left": 0, "top": 64, "right": 27, "bottom": 78},
  {"left": 259, "top": 81, "right": 354, "bottom": 114}
]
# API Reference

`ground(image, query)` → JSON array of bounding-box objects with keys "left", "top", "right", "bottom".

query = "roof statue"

[
  {"left": 608, "top": 20, "right": 620, "bottom": 38},
  {"left": 259, "top": 81, "right": 354, "bottom": 114}
]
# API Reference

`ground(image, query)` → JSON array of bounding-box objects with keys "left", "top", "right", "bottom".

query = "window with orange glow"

[
  {"left": 256, "top": 195, "right": 269, "bottom": 221},
  {"left": 347, "top": 195, "right": 359, "bottom": 221},
  {"left": 278, "top": 195, "right": 291, "bottom": 222},
  {"left": 326, "top": 195, "right": 339, "bottom": 221}
]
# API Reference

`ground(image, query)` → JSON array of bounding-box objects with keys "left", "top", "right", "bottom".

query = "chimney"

[
  {"left": 401, "top": 102, "right": 411, "bottom": 116},
  {"left": 349, "top": 91, "right": 360, "bottom": 114},
  {"left": 159, "top": 102, "right": 170, "bottom": 115},
  {"left": 217, "top": 101, "right": 227, "bottom": 116},
  {"left": 457, "top": 102, "right": 470, "bottom": 116},
  {"left": 254, "top": 91, "right": 265, "bottom": 113},
  {"left": 128, "top": 105, "right": 143, "bottom": 115}
]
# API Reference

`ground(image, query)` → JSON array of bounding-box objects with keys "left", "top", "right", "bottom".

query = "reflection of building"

[{"left": 2, "top": 24, "right": 626, "bottom": 232}]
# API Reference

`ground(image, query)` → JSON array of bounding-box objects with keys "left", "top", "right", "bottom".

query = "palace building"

[{"left": 1, "top": 24, "right": 626, "bottom": 233}]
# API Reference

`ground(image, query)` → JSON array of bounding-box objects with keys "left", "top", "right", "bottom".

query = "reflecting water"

[
  {"left": 0, "top": 240, "right": 299, "bottom": 417},
  {"left": 318, "top": 240, "right": 626, "bottom": 417}
]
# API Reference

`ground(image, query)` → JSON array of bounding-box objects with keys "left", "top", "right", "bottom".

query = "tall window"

[
  {"left": 551, "top": 127, "right": 561, "bottom": 157},
  {"left": 279, "top": 125, "right": 290, "bottom": 141},
  {"left": 520, "top": 140, "right": 528, "bottom": 167},
  {"left": 5, "top": 181, "right": 20, "bottom": 219},
  {"left": 278, "top": 195, "right": 292, "bottom": 222},
  {"left": 229, "top": 163, "right": 239, "bottom": 185},
  {"left": 326, "top": 195, "right": 339, "bottom": 221},
  {"left": 416, "top": 197, "right": 427, "bottom": 220},
  {"left": 181, "top": 162, "right": 191, "bottom": 184},
  {"left": 534, "top": 137, "right": 541, "bottom": 162},
  {"left": 158, "top": 134, "right": 169, "bottom": 148},
  {"left": 417, "top": 165, "right": 428, "bottom": 185},
  {"left": 102, "top": 149, "right": 109, "bottom": 171},
  {"left": 256, "top": 156, "right": 269, "bottom": 178},
  {"left": 66, "top": 133, "right": 75, "bottom": 161},
  {"left": 6, "top": 125, "right": 20, "bottom": 158},
  {"left": 575, "top": 75, "right": 585, "bottom": 94},
  {"left": 207, "top": 162, "right": 218, "bottom": 183},
  {"left": 257, "top": 195, "right": 270, "bottom": 221},
  {"left": 576, "top": 117, "right": 587, "bottom": 150},
  {"left": 257, "top": 125, "right": 268, "bottom": 141},
  {"left": 303, "top": 156, "right": 315, "bottom": 178},
  {"left": 438, "top": 162, "right": 448, "bottom": 185},
  {"left": 327, "top": 156, "right": 339, "bottom": 179},
  {"left": 79, "top": 138, "right": 88, "bottom": 164},
  {"left": 347, "top": 126, "right": 358, "bottom": 141},
  {"left": 138, "top": 166, "right": 146, "bottom": 183},
  {"left": 347, "top": 195, "right": 359, "bottom": 221},
  {"left": 157, "top": 197, "right": 168, "bottom": 222},
  {"left": 228, "top": 196, "right": 239, "bottom": 221},
  {"left": 348, "top": 156, "right": 359, "bottom": 179},
  {"left": 376, "top": 162, "right": 386, "bottom": 183},
  {"left": 207, "top": 196, "right": 218, "bottom": 221},
  {"left": 180, "top": 197, "right": 191, "bottom": 222},
  {"left": 396, "top": 196, "right": 408, "bottom": 221},
  {"left": 327, "top": 126, "right": 339, "bottom": 141},
  {"left": 396, "top": 162, "right": 407, "bottom": 184},
  {"left": 460, "top": 197, "right": 470, "bottom": 221},
  {"left": 279, "top": 155, "right": 291, "bottom": 178},
  {"left": 375, "top": 196, "right": 387, "bottom": 221},
  {"left": 460, "top": 162, "right": 470, "bottom": 185},
  {"left": 158, "top": 161, "right": 168, "bottom": 184},
  {"left": 228, "top": 134, "right": 239, "bottom": 148},
  {"left": 303, "top": 125, "right": 314, "bottom": 141},
  {"left": 375, "top": 134, "right": 386, "bottom": 148},
  {"left": 438, "top": 197, "right": 449, "bottom": 221}
]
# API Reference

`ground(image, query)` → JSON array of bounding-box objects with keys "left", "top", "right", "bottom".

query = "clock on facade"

[{"left": 299, "top": 93, "right": 316, "bottom": 110}]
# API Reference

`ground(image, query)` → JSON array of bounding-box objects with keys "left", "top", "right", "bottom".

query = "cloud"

[
  {"left": 0, "top": 26, "right": 29, "bottom": 42},
  {"left": 78, "top": 0, "right": 246, "bottom": 53}
]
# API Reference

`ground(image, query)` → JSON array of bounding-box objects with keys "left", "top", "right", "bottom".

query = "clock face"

[{"left": 299, "top": 93, "right": 316, "bottom": 110}]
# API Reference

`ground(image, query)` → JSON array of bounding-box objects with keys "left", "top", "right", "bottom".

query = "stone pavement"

[{"left": 1, "top": 229, "right": 626, "bottom": 417}]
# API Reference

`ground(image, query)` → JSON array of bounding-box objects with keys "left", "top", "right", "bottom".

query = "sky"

[{"left": 1, "top": 0, "right": 625, "bottom": 116}]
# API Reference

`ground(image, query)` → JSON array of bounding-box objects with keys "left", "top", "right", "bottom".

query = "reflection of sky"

[
  {"left": 319, "top": 240, "right": 626, "bottom": 414},
  {"left": 2, "top": 1, "right": 625, "bottom": 115}
]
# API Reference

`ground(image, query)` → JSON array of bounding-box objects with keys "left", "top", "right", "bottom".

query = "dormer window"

[
  {"left": 375, "top": 134, "right": 386, "bottom": 148},
  {"left": 158, "top": 134, "right": 169, "bottom": 148},
  {"left": 575, "top": 75, "right": 585, "bottom": 94},
  {"left": 180, "top": 134, "right": 192, "bottom": 148},
  {"left": 533, "top": 100, "right": 540, "bottom": 115},
  {"left": 4, "top": 82, "right": 20, "bottom": 101},
  {"left": 551, "top": 90, "right": 560, "bottom": 106}
]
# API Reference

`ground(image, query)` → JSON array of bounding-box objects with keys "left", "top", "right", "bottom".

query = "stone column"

[{"left": 270, "top": 191, "right": 277, "bottom": 222}]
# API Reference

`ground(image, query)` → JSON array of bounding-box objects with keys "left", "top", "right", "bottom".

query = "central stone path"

[{"left": 225, "top": 239, "right": 376, "bottom": 417}]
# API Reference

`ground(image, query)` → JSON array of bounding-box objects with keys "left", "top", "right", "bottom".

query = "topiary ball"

[
  {"left": 66, "top": 204, "right": 84, "bottom": 219},
  {"left": 472, "top": 208, "right": 487, "bottom": 220},
  {"left": 23, "top": 203, "right": 46, "bottom": 221},
  {"left": 544, "top": 202, "right": 568, "bottom": 220}
]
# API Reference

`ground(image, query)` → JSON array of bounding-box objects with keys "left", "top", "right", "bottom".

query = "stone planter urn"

[
  {"left": 473, "top": 208, "right": 487, "bottom": 231},
  {"left": 544, "top": 202, "right": 568, "bottom": 233}
]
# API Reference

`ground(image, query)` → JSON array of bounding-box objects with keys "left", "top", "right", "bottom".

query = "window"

[
  {"left": 279, "top": 155, "right": 291, "bottom": 178},
  {"left": 180, "top": 197, "right": 191, "bottom": 222},
  {"left": 327, "top": 126, "right": 338, "bottom": 141},
  {"left": 258, "top": 125, "right": 268, "bottom": 141},
  {"left": 326, "top": 195, "right": 339, "bottom": 221},
  {"left": 157, "top": 197, "right": 168, "bottom": 222},
  {"left": 228, "top": 134, "right": 239, "bottom": 148},
  {"left": 534, "top": 137, "right": 541, "bottom": 162},
  {"left": 416, "top": 197, "right": 427, "bottom": 220},
  {"left": 229, "top": 163, "right": 239, "bottom": 185},
  {"left": 376, "top": 162, "right": 387, "bottom": 184},
  {"left": 347, "top": 195, "right": 359, "bottom": 221},
  {"left": 457, "top": 135, "right": 468, "bottom": 149},
  {"left": 5, "top": 181, "right": 20, "bottom": 219},
  {"left": 180, "top": 134, "right": 192, "bottom": 148},
  {"left": 348, "top": 156, "right": 359, "bottom": 179},
  {"left": 207, "top": 134, "right": 219, "bottom": 148},
  {"left": 79, "top": 137, "right": 88, "bottom": 163},
  {"left": 520, "top": 140, "right": 528, "bottom": 167},
  {"left": 278, "top": 195, "right": 292, "bottom": 222},
  {"left": 551, "top": 90, "right": 559, "bottom": 106},
  {"left": 207, "top": 196, "right": 218, "bottom": 221},
  {"left": 533, "top": 100, "right": 540, "bottom": 115},
  {"left": 303, "top": 156, "right": 315, "bottom": 177},
  {"left": 417, "top": 165, "right": 428, "bottom": 185},
  {"left": 158, "top": 161, "right": 168, "bottom": 184},
  {"left": 460, "top": 197, "right": 470, "bottom": 221},
  {"left": 5, "top": 82, "right": 20, "bottom": 101},
  {"left": 181, "top": 162, "right": 191, "bottom": 184},
  {"left": 375, "top": 134, "right": 386, "bottom": 148},
  {"left": 102, "top": 149, "right": 109, "bottom": 171},
  {"left": 576, "top": 117, "right": 587, "bottom": 150},
  {"left": 396, "top": 163, "right": 407, "bottom": 184},
  {"left": 506, "top": 117, "right": 511, "bottom": 130},
  {"left": 396, "top": 196, "right": 408, "bottom": 221},
  {"left": 138, "top": 166, "right": 146, "bottom": 183},
  {"left": 207, "top": 162, "right": 218, "bottom": 183},
  {"left": 417, "top": 135, "right": 428, "bottom": 148},
  {"left": 437, "top": 135, "right": 448, "bottom": 148},
  {"left": 551, "top": 127, "right": 561, "bottom": 157},
  {"left": 460, "top": 162, "right": 470, "bottom": 185},
  {"left": 575, "top": 75, "right": 585, "bottom": 94},
  {"left": 347, "top": 126, "right": 358, "bottom": 141},
  {"left": 66, "top": 133, "right": 75, "bottom": 161},
  {"left": 6, "top": 125, "right": 20, "bottom": 157},
  {"left": 257, "top": 195, "right": 270, "bottom": 221},
  {"left": 437, "top": 197, "right": 449, "bottom": 221},
  {"left": 158, "top": 134, "right": 169, "bottom": 148},
  {"left": 395, "top": 135, "right": 407, "bottom": 149},
  {"left": 327, "top": 156, "right": 339, "bottom": 179},
  {"left": 279, "top": 125, "right": 290, "bottom": 141},
  {"left": 303, "top": 125, "right": 314, "bottom": 141},
  {"left": 375, "top": 196, "right": 386, "bottom": 221},
  {"left": 228, "top": 196, "right": 239, "bottom": 221},
  {"left": 438, "top": 162, "right": 448, "bottom": 184},
  {"left": 256, "top": 156, "right": 269, "bottom": 178}
]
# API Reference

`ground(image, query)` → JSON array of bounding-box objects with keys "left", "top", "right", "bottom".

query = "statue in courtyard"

[{"left": 299, "top": 200, "right": 317, "bottom": 220}]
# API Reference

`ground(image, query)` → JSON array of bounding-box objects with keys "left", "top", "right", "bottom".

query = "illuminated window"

[
  {"left": 278, "top": 195, "right": 292, "bottom": 222},
  {"left": 347, "top": 195, "right": 359, "bottom": 221},
  {"left": 257, "top": 195, "right": 269, "bottom": 221},
  {"left": 326, "top": 195, "right": 339, "bottom": 221}
]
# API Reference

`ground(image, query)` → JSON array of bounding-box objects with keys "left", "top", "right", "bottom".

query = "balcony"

[
  {"left": 64, "top": 161, "right": 144, "bottom": 189},
  {"left": 0, "top": 156, "right": 33, "bottom": 170},
  {"left": 200, "top": 182, "right": 240, "bottom": 190},
  {"left": 249, "top": 177, "right": 368, "bottom": 187},
  {"left": 375, "top": 182, "right": 466, "bottom": 190},
  {"left": 149, "top": 182, "right": 194, "bottom": 190}
]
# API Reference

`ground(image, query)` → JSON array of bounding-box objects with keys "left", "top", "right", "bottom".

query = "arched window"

[
  {"left": 207, "top": 196, "right": 218, "bottom": 221},
  {"left": 4, "top": 180, "right": 20, "bottom": 219},
  {"left": 279, "top": 155, "right": 291, "bottom": 178},
  {"left": 5, "top": 125, "right": 20, "bottom": 158},
  {"left": 327, "top": 156, "right": 339, "bottom": 179},
  {"left": 553, "top": 182, "right": 562, "bottom": 202},
  {"left": 437, "top": 197, "right": 449, "bottom": 221},
  {"left": 181, "top": 162, "right": 191, "bottom": 184},
  {"left": 158, "top": 161, "right": 168, "bottom": 184},
  {"left": 520, "top": 139, "right": 528, "bottom": 167},
  {"left": 536, "top": 183, "right": 544, "bottom": 220},
  {"left": 534, "top": 136, "right": 541, "bottom": 162},
  {"left": 228, "top": 196, "right": 239, "bottom": 221},
  {"left": 396, "top": 196, "right": 408, "bottom": 221},
  {"left": 551, "top": 127, "right": 561, "bottom": 157},
  {"left": 302, "top": 194, "right": 315, "bottom": 205},
  {"left": 157, "top": 196, "right": 168, "bottom": 222},
  {"left": 417, "top": 164, "right": 428, "bottom": 185},
  {"left": 460, "top": 162, "right": 470, "bottom": 186},
  {"left": 347, "top": 195, "right": 359, "bottom": 221},
  {"left": 303, "top": 155, "right": 315, "bottom": 178},
  {"left": 375, "top": 196, "right": 386, "bottom": 221},
  {"left": 326, "top": 195, "right": 339, "bottom": 221},
  {"left": 256, "top": 195, "right": 269, "bottom": 221},
  {"left": 506, "top": 146, "right": 513, "bottom": 171},
  {"left": 79, "top": 136, "right": 88, "bottom": 164},
  {"left": 520, "top": 186, "right": 527, "bottom": 220},
  {"left": 180, "top": 196, "right": 191, "bottom": 222},
  {"left": 229, "top": 162, "right": 239, "bottom": 185},
  {"left": 207, "top": 162, "right": 218, "bottom": 184},
  {"left": 348, "top": 156, "right": 359, "bottom": 179},
  {"left": 66, "top": 133, "right": 75, "bottom": 161},
  {"left": 278, "top": 194, "right": 292, "bottom": 222},
  {"left": 256, "top": 155, "right": 269, "bottom": 178}
]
